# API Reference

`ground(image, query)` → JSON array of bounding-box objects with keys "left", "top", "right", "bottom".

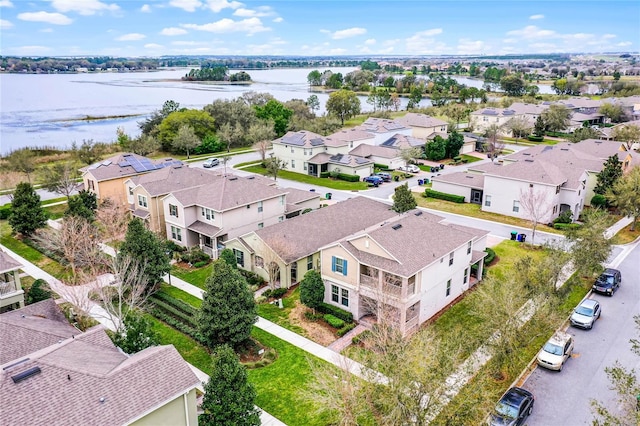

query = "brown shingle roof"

[
  {"left": 254, "top": 197, "right": 397, "bottom": 263},
  {"left": 129, "top": 165, "right": 219, "bottom": 197},
  {"left": 0, "top": 249, "right": 22, "bottom": 274},
  {"left": 396, "top": 113, "right": 448, "bottom": 128},
  {"left": 433, "top": 172, "right": 485, "bottom": 189},
  {"left": 82, "top": 153, "right": 183, "bottom": 182},
  {"left": 349, "top": 144, "right": 401, "bottom": 159}
]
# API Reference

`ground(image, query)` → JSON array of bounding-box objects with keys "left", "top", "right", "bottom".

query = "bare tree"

[
  {"left": 247, "top": 120, "right": 276, "bottom": 161},
  {"left": 399, "top": 146, "right": 423, "bottom": 166},
  {"left": 484, "top": 124, "right": 505, "bottom": 161},
  {"left": 264, "top": 155, "right": 287, "bottom": 182},
  {"left": 6, "top": 148, "right": 36, "bottom": 182},
  {"left": 611, "top": 124, "right": 640, "bottom": 150},
  {"left": 96, "top": 198, "right": 131, "bottom": 249},
  {"left": 252, "top": 139, "right": 272, "bottom": 162},
  {"left": 39, "top": 161, "right": 79, "bottom": 199},
  {"left": 505, "top": 116, "right": 532, "bottom": 144},
  {"left": 519, "top": 186, "right": 554, "bottom": 244},
  {"left": 258, "top": 237, "right": 296, "bottom": 289}
]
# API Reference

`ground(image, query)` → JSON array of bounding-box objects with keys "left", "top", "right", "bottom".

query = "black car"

[
  {"left": 489, "top": 387, "right": 534, "bottom": 426},
  {"left": 375, "top": 172, "right": 392, "bottom": 182},
  {"left": 592, "top": 268, "right": 621, "bottom": 296}
]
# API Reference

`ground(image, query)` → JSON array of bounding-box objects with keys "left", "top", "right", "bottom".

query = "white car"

[
  {"left": 398, "top": 164, "right": 420, "bottom": 173},
  {"left": 536, "top": 331, "right": 574, "bottom": 371},
  {"left": 203, "top": 158, "right": 220, "bottom": 168},
  {"left": 570, "top": 299, "right": 601, "bottom": 329}
]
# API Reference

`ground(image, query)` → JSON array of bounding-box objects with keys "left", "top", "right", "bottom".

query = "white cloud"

[
  {"left": 405, "top": 29, "right": 447, "bottom": 54},
  {"left": 50, "top": 0, "right": 119, "bottom": 15},
  {"left": 15, "top": 45, "right": 52, "bottom": 54},
  {"left": 502, "top": 38, "right": 517, "bottom": 44},
  {"left": 272, "top": 17, "right": 283, "bottom": 23},
  {"left": 233, "top": 6, "right": 273, "bottom": 17},
  {"left": 161, "top": 27, "right": 187, "bottom": 36},
  {"left": 18, "top": 11, "right": 72, "bottom": 25},
  {"left": 169, "top": 0, "right": 202, "bottom": 12},
  {"left": 140, "top": 4, "right": 151, "bottom": 13},
  {"left": 330, "top": 27, "right": 367, "bottom": 40},
  {"left": 507, "top": 25, "right": 556, "bottom": 39},
  {"left": 0, "top": 19, "right": 13, "bottom": 28},
  {"left": 617, "top": 41, "right": 632, "bottom": 47},
  {"left": 457, "top": 38, "right": 489, "bottom": 54},
  {"left": 603, "top": 34, "right": 616, "bottom": 39},
  {"left": 144, "top": 43, "right": 164, "bottom": 49},
  {"left": 182, "top": 17, "right": 269, "bottom": 34},
  {"left": 364, "top": 38, "right": 376, "bottom": 45},
  {"left": 0, "top": 0, "right": 14, "bottom": 7},
  {"left": 205, "top": 0, "right": 243, "bottom": 13},
  {"left": 116, "top": 33, "right": 146, "bottom": 41},
  {"left": 529, "top": 14, "right": 544, "bottom": 20},
  {"left": 414, "top": 28, "right": 443, "bottom": 37}
]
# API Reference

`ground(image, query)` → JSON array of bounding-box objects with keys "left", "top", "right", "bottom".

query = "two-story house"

[
  {"left": 0, "top": 249, "right": 24, "bottom": 312},
  {"left": 81, "top": 153, "right": 182, "bottom": 203},
  {"left": 470, "top": 103, "right": 547, "bottom": 135},
  {"left": 320, "top": 210, "right": 488, "bottom": 336},
  {"left": 395, "top": 112, "right": 449, "bottom": 139},
  {"left": 355, "top": 117, "right": 412, "bottom": 145}
]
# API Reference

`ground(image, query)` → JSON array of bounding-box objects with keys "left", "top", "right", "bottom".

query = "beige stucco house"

[
  {"left": 395, "top": 112, "right": 449, "bottom": 139},
  {"left": 320, "top": 210, "right": 488, "bottom": 336},
  {"left": 0, "top": 300, "right": 200, "bottom": 426},
  {"left": 81, "top": 153, "right": 183, "bottom": 203},
  {"left": 355, "top": 117, "right": 412, "bottom": 145},
  {"left": 0, "top": 249, "right": 24, "bottom": 312}
]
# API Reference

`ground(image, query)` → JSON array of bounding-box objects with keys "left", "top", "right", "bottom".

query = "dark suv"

[
  {"left": 592, "top": 268, "right": 621, "bottom": 296},
  {"left": 375, "top": 172, "right": 392, "bottom": 182},
  {"left": 489, "top": 387, "right": 534, "bottom": 426}
]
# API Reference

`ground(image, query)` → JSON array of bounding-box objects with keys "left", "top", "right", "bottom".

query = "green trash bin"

[{"left": 326, "top": 193, "right": 332, "bottom": 200}]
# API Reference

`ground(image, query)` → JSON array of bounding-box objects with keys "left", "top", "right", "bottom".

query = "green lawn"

[
  {"left": 170, "top": 264, "right": 212, "bottom": 290},
  {"left": 460, "top": 154, "right": 483, "bottom": 163},
  {"left": 44, "top": 203, "right": 67, "bottom": 220},
  {"left": 256, "top": 287, "right": 308, "bottom": 336},
  {"left": 242, "top": 165, "right": 369, "bottom": 191},
  {"left": 157, "top": 284, "right": 203, "bottom": 308},
  {"left": 235, "top": 160, "right": 263, "bottom": 168}
]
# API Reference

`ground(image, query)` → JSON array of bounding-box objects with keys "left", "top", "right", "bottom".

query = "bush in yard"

[
  {"left": 25, "top": 279, "right": 52, "bottom": 304},
  {"left": 320, "top": 171, "right": 331, "bottom": 178},
  {"left": 324, "top": 314, "right": 345, "bottom": 329},
  {"left": 337, "top": 173, "right": 360, "bottom": 182},
  {"left": 270, "top": 288, "right": 287, "bottom": 298},
  {"left": 527, "top": 135, "right": 544, "bottom": 142},
  {"left": 0, "top": 205, "right": 11, "bottom": 220},
  {"left": 180, "top": 247, "right": 209, "bottom": 265},
  {"left": 299, "top": 270, "right": 325, "bottom": 310},
  {"left": 553, "top": 223, "right": 582, "bottom": 230},
  {"left": 337, "top": 323, "right": 356, "bottom": 337},
  {"left": 218, "top": 248, "right": 238, "bottom": 269},
  {"left": 239, "top": 269, "right": 265, "bottom": 287},
  {"left": 318, "top": 302, "right": 353, "bottom": 323},
  {"left": 9, "top": 182, "right": 47, "bottom": 236},
  {"left": 591, "top": 194, "right": 608, "bottom": 209},
  {"left": 423, "top": 189, "right": 465, "bottom": 203},
  {"left": 484, "top": 247, "right": 496, "bottom": 265},
  {"left": 111, "top": 310, "right": 159, "bottom": 354},
  {"left": 193, "top": 260, "right": 209, "bottom": 268},
  {"left": 553, "top": 209, "right": 573, "bottom": 224}
]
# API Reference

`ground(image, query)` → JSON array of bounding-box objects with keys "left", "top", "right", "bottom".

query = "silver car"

[
  {"left": 570, "top": 299, "right": 601, "bottom": 330},
  {"left": 536, "top": 331, "right": 574, "bottom": 371},
  {"left": 203, "top": 158, "right": 220, "bottom": 168}
]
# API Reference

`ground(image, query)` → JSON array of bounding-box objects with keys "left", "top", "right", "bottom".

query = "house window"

[
  {"left": 485, "top": 195, "right": 491, "bottom": 207},
  {"left": 446, "top": 279, "right": 451, "bottom": 297},
  {"left": 464, "top": 268, "right": 468, "bottom": 284},
  {"left": 291, "top": 159, "right": 295, "bottom": 168},
  {"left": 258, "top": 201, "right": 263, "bottom": 213},
  {"left": 137, "top": 194, "right": 148, "bottom": 208},
  {"left": 332, "top": 256, "right": 347, "bottom": 275},
  {"left": 233, "top": 249, "right": 244, "bottom": 267},
  {"left": 291, "top": 147, "right": 294, "bottom": 153},
  {"left": 255, "top": 256, "right": 264, "bottom": 268},
  {"left": 170, "top": 226, "right": 182, "bottom": 242},
  {"left": 169, "top": 204, "right": 178, "bottom": 218},
  {"left": 280, "top": 195, "right": 285, "bottom": 205},
  {"left": 331, "top": 285, "right": 339, "bottom": 303},
  {"left": 556, "top": 186, "right": 560, "bottom": 194},
  {"left": 307, "top": 255, "right": 313, "bottom": 271},
  {"left": 247, "top": 204, "right": 250, "bottom": 209},
  {"left": 291, "top": 263, "right": 297, "bottom": 282},
  {"left": 201, "top": 208, "right": 214, "bottom": 220},
  {"left": 513, "top": 200, "right": 520, "bottom": 213},
  {"left": 88, "top": 180, "right": 95, "bottom": 191},
  {"left": 258, "top": 223, "right": 264, "bottom": 229},
  {"left": 278, "top": 216, "right": 284, "bottom": 222},
  {"left": 331, "top": 285, "right": 349, "bottom": 306},
  {"left": 128, "top": 187, "right": 134, "bottom": 196},
  {"left": 467, "top": 241, "right": 472, "bottom": 255},
  {"left": 303, "top": 162, "right": 308, "bottom": 171},
  {"left": 341, "top": 289, "right": 349, "bottom": 307},
  {"left": 449, "top": 252, "right": 454, "bottom": 266}
]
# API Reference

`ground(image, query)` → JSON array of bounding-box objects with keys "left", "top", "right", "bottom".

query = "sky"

[{"left": 0, "top": 0, "right": 638, "bottom": 57}]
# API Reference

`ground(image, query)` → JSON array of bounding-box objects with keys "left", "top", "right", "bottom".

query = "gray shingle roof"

[
  {"left": 325, "top": 128, "right": 374, "bottom": 146},
  {"left": 187, "top": 220, "right": 221, "bottom": 236},
  {"left": 379, "top": 133, "right": 426, "bottom": 149},
  {"left": 0, "top": 249, "right": 22, "bottom": 274},
  {"left": 433, "top": 172, "right": 485, "bottom": 189},
  {"left": 129, "top": 165, "right": 220, "bottom": 197},
  {"left": 349, "top": 144, "right": 401, "bottom": 159},
  {"left": 396, "top": 113, "right": 448, "bottom": 128},
  {"left": 82, "top": 153, "right": 183, "bottom": 182},
  {"left": 254, "top": 197, "right": 397, "bottom": 263},
  {"left": 358, "top": 117, "right": 409, "bottom": 134}
]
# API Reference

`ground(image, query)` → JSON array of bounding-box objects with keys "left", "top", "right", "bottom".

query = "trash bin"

[
  {"left": 439, "top": 164, "right": 445, "bottom": 169},
  {"left": 431, "top": 167, "right": 438, "bottom": 173},
  {"left": 516, "top": 234, "right": 523, "bottom": 242},
  {"left": 510, "top": 231, "right": 518, "bottom": 241},
  {"left": 418, "top": 179, "right": 424, "bottom": 185},
  {"left": 326, "top": 193, "right": 332, "bottom": 200},
  {"left": 519, "top": 234, "right": 526, "bottom": 243},
  {"left": 424, "top": 178, "right": 430, "bottom": 184},
  {"left": 394, "top": 175, "right": 400, "bottom": 182}
]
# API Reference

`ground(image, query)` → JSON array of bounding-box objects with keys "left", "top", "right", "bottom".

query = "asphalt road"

[{"left": 522, "top": 241, "right": 640, "bottom": 425}]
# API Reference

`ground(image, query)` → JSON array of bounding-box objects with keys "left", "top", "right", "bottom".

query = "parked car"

[
  {"left": 570, "top": 299, "right": 601, "bottom": 330},
  {"left": 592, "top": 268, "right": 621, "bottom": 296},
  {"left": 375, "top": 172, "right": 392, "bottom": 182},
  {"left": 363, "top": 175, "right": 383, "bottom": 186},
  {"left": 536, "top": 331, "right": 574, "bottom": 371},
  {"left": 489, "top": 387, "right": 534, "bottom": 426},
  {"left": 398, "top": 164, "right": 420, "bottom": 173},
  {"left": 203, "top": 158, "right": 220, "bottom": 168}
]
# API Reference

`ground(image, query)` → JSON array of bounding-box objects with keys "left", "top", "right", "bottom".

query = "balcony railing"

[
  {"left": 0, "top": 280, "right": 19, "bottom": 297},
  {"left": 360, "top": 274, "right": 378, "bottom": 288},
  {"left": 405, "top": 316, "right": 419, "bottom": 334}
]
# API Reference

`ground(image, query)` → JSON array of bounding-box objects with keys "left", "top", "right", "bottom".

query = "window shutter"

[
  {"left": 343, "top": 260, "right": 348, "bottom": 276},
  {"left": 331, "top": 256, "right": 336, "bottom": 272}
]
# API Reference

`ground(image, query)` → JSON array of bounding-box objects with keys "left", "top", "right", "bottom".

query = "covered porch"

[
  {"left": 0, "top": 251, "right": 24, "bottom": 312},
  {"left": 187, "top": 220, "right": 226, "bottom": 259}
]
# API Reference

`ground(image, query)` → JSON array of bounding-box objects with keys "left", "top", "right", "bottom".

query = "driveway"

[{"left": 521, "top": 240, "right": 640, "bottom": 425}]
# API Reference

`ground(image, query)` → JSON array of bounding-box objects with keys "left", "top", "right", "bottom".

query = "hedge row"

[
  {"left": 263, "top": 287, "right": 287, "bottom": 299},
  {"left": 148, "top": 297, "right": 198, "bottom": 328},
  {"left": 318, "top": 303, "right": 353, "bottom": 323},
  {"left": 150, "top": 291, "right": 198, "bottom": 316},
  {"left": 423, "top": 189, "right": 465, "bottom": 203},
  {"left": 318, "top": 172, "right": 360, "bottom": 182},
  {"left": 553, "top": 223, "right": 582, "bottom": 230},
  {"left": 148, "top": 307, "right": 202, "bottom": 342},
  {"left": 484, "top": 247, "right": 496, "bottom": 264},
  {"left": 324, "top": 314, "right": 345, "bottom": 329},
  {"left": 0, "top": 206, "right": 11, "bottom": 220},
  {"left": 527, "top": 135, "right": 544, "bottom": 142},
  {"left": 22, "top": 237, "right": 69, "bottom": 266},
  {"left": 239, "top": 269, "right": 266, "bottom": 287},
  {"left": 337, "top": 323, "right": 356, "bottom": 337}
]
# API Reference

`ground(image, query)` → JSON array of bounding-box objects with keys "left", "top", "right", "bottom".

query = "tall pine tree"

[
  {"left": 198, "top": 259, "right": 257, "bottom": 349},
  {"left": 392, "top": 183, "right": 417, "bottom": 213},
  {"left": 9, "top": 182, "right": 47, "bottom": 236},
  {"left": 594, "top": 155, "right": 623, "bottom": 195},
  {"left": 200, "top": 345, "right": 260, "bottom": 426}
]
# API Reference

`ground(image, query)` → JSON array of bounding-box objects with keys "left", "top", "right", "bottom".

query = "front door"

[{"left": 470, "top": 189, "right": 483, "bottom": 204}]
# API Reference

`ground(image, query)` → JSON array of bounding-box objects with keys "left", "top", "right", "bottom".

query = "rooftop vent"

[
  {"left": 391, "top": 224, "right": 402, "bottom": 230},
  {"left": 247, "top": 176, "right": 255, "bottom": 180},
  {"left": 228, "top": 177, "right": 238, "bottom": 181},
  {"left": 524, "top": 159, "right": 534, "bottom": 162},
  {"left": 11, "top": 366, "right": 41, "bottom": 384},
  {"left": 415, "top": 211, "right": 423, "bottom": 216}
]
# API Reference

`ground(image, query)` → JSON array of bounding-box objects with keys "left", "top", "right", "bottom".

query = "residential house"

[
  {"left": 283, "top": 188, "right": 323, "bottom": 218},
  {"left": 0, "top": 300, "right": 200, "bottom": 426},
  {"left": 81, "top": 153, "right": 182, "bottom": 203},
  {"left": 348, "top": 144, "right": 405, "bottom": 169},
  {"left": 225, "top": 197, "right": 398, "bottom": 288},
  {"left": 0, "top": 250, "right": 24, "bottom": 312},
  {"left": 601, "top": 120, "right": 640, "bottom": 148},
  {"left": 320, "top": 210, "right": 489, "bottom": 336},
  {"left": 395, "top": 112, "right": 449, "bottom": 139},
  {"left": 355, "top": 117, "right": 412, "bottom": 145},
  {"left": 470, "top": 103, "right": 547, "bottom": 135},
  {"left": 124, "top": 165, "right": 219, "bottom": 235},
  {"left": 432, "top": 139, "right": 639, "bottom": 222},
  {"left": 162, "top": 174, "right": 291, "bottom": 257}
]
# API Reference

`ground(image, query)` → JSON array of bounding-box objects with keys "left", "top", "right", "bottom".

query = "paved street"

[{"left": 522, "top": 240, "right": 640, "bottom": 425}]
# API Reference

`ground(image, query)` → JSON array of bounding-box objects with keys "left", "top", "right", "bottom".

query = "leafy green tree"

[
  {"left": 407, "top": 86, "right": 423, "bottom": 109},
  {"left": 612, "top": 70, "right": 621, "bottom": 81},
  {"left": 607, "top": 166, "right": 640, "bottom": 231},
  {"left": 72, "top": 139, "right": 105, "bottom": 165},
  {"left": 534, "top": 115, "right": 546, "bottom": 137},
  {"left": 219, "top": 248, "right": 238, "bottom": 269},
  {"left": 40, "top": 162, "right": 79, "bottom": 199},
  {"left": 392, "top": 184, "right": 417, "bottom": 213},
  {"left": 25, "top": 279, "right": 52, "bottom": 304},
  {"left": 425, "top": 136, "right": 447, "bottom": 161},
  {"left": 541, "top": 104, "right": 571, "bottom": 133},
  {"left": 65, "top": 190, "right": 98, "bottom": 221},
  {"left": 156, "top": 109, "right": 216, "bottom": 151},
  {"left": 254, "top": 99, "right": 293, "bottom": 137},
  {"left": 570, "top": 127, "right": 601, "bottom": 143},
  {"left": 118, "top": 218, "right": 170, "bottom": 293},
  {"left": 307, "top": 95, "right": 320, "bottom": 114},
  {"left": 399, "top": 147, "right": 422, "bottom": 166},
  {"left": 505, "top": 117, "right": 532, "bottom": 142},
  {"left": 7, "top": 149, "right": 36, "bottom": 182},
  {"left": 173, "top": 124, "right": 201, "bottom": 159},
  {"left": 595, "top": 155, "right": 623, "bottom": 195},
  {"left": 217, "top": 122, "right": 244, "bottom": 152},
  {"left": 326, "top": 72, "right": 343, "bottom": 89},
  {"left": 566, "top": 209, "right": 612, "bottom": 278},
  {"left": 307, "top": 70, "right": 322, "bottom": 86},
  {"left": 599, "top": 103, "right": 625, "bottom": 123},
  {"left": 200, "top": 344, "right": 260, "bottom": 426},
  {"left": 139, "top": 100, "right": 181, "bottom": 136},
  {"left": 9, "top": 182, "right": 47, "bottom": 236},
  {"left": 204, "top": 98, "right": 258, "bottom": 133},
  {"left": 128, "top": 134, "right": 161, "bottom": 156},
  {"left": 326, "top": 89, "right": 361, "bottom": 125},
  {"left": 445, "top": 131, "right": 465, "bottom": 158},
  {"left": 611, "top": 124, "right": 640, "bottom": 150},
  {"left": 264, "top": 156, "right": 287, "bottom": 182},
  {"left": 299, "top": 270, "right": 325, "bottom": 310},
  {"left": 111, "top": 310, "right": 159, "bottom": 354},
  {"left": 198, "top": 259, "right": 257, "bottom": 349},
  {"left": 499, "top": 74, "right": 526, "bottom": 96}
]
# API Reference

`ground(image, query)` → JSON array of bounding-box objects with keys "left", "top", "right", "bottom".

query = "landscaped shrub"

[
  {"left": 324, "top": 314, "right": 345, "bottom": 329},
  {"left": 374, "top": 163, "right": 389, "bottom": 170},
  {"left": 179, "top": 247, "right": 210, "bottom": 265},
  {"left": 424, "top": 189, "right": 465, "bottom": 203},
  {"left": 148, "top": 307, "right": 201, "bottom": 341},
  {"left": 239, "top": 269, "right": 266, "bottom": 287},
  {"left": 193, "top": 260, "right": 209, "bottom": 268},
  {"left": 553, "top": 223, "right": 582, "bottom": 230},
  {"left": 304, "top": 310, "right": 323, "bottom": 321},
  {"left": 527, "top": 135, "right": 544, "bottom": 142},
  {"left": 337, "top": 323, "right": 356, "bottom": 337},
  {"left": 25, "top": 279, "right": 52, "bottom": 304},
  {"left": 320, "top": 172, "right": 330, "bottom": 178},
  {"left": 318, "top": 302, "right": 353, "bottom": 323},
  {"left": 352, "top": 329, "right": 371, "bottom": 345},
  {"left": 553, "top": 210, "right": 573, "bottom": 224},
  {"left": 0, "top": 206, "right": 11, "bottom": 220},
  {"left": 590, "top": 194, "right": 608, "bottom": 208},
  {"left": 270, "top": 288, "right": 287, "bottom": 298},
  {"left": 165, "top": 240, "right": 186, "bottom": 255},
  {"left": 150, "top": 291, "right": 199, "bottom": 316},
  {"left": 337, "top": 173, "right": 360, "bottom": 182},
  {"left": 484, "top": 247, "right": 496, "bottom": 265}
]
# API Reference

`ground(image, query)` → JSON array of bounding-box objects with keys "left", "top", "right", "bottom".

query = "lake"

[{"left": 0, "top": 68, "right": 553, "bottom": 154}]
